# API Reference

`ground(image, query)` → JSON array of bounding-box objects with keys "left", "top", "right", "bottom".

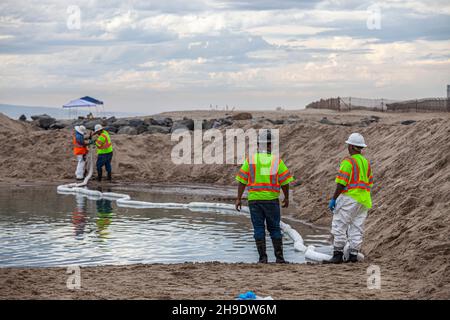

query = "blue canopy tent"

[{"left": 63, "top": 96, "right": 105, "bottom": 119}]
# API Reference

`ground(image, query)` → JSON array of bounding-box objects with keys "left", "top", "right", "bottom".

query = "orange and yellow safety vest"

[
  {"left": 73, "top": 134, "right": 88, "bottom": 156},
  {"left": 236, "top": 153, "right": 294, "bottom": 201},
  {"left": 335, "top": 154, "right": 373, "bottom": 208},
  {"left": 95, "top": 130, "right": 113, "bottom": 155}
]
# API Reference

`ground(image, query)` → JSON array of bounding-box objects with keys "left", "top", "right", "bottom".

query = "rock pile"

[{"left": 26, "top": 113, "right": 261, "bottom": 135}]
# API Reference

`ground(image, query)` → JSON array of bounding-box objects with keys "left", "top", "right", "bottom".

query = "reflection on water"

[
  {"left": 72, "top": 194, "right": 87, "bottom": 237},
  {"left": 0, "top": 186, "right": 330, "bottom": 267},
  {"left": 96, "top": 199, "right": 113, "bottom": 240}
]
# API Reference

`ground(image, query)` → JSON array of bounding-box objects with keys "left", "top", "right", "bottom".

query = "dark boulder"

[
  {"left": 129, "top": 119, "right": 145, "bottom": 127},
  {"left": 105, "top": 116, "right": 117, "bottom": 126},
  {"left": 171, "top": 119, "right": 194, "bottom": 132},
  {"left": 319, "top": 117, "right": 335, "bottom": 125},
  {"left": 202, "top": 119, "right": 215, "bottom": 130},
  {"left": 117, "top": 126, "right": 138, "bottom": 135},
  {"left": 49, "top": 121, "right": 67, "bottom": 130},
  {"left": 136, "top": 124, "right": 149, "bottom": 134},
  {"left": 232, "top": 112, "right": 252, "bottom": 120},
  {"left": 145, "top": 116, "right": 173, "bottom": 127},
  {"left": 266, "top": 119, "right": 284, "bottom": 125},
  {"left": 210, "top": 118, "right": 233, "bottom": 128},
  {"left": 112, "top": 119, "right": 130, "bottom": 128},
  {"left": 360, "top": 116, "right": 380, "bottom": 126},
  {"left": 104, "top": 126, "right": 118, "bottom": 133},
  {"left": 18, "top": 114, "right": 27, "bottom": 121},
  {"left": 221, "top": 118, "right": 233, "bottom": 126},
  {"left": 82, "top": 120, "right": 99, "bottom": 130},
  {"left": 145, "top": 125, "right": 171, "bottom": 134},
  {"left": 31, "top": 114, "right": 56, "bottom": 130}
]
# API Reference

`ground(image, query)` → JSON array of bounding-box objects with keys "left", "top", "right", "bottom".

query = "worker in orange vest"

[{"left": 73, "top": 125, "right": 89, "bottom": 180}]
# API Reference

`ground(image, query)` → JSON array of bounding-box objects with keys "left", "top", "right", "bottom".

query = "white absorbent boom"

[{"left": 57, "top": 148, "right": 363, "bottom": 263}]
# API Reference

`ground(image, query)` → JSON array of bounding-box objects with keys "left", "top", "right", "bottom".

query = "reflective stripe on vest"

[
  {"left": 237, "top": 168, "right": 249, "bottom": 181},
  {"left": 249, "top": 155, "right": 256, "bottom": 184},
  {"left": 248, "top": 154, "right": 280, "bottom": 193},
  {"left": 278, "top": 169, "right": 292, "bottom": 184},
  {"left": 73, "top": 134, "right": 87, "bottom": 155},
  {"left": 270, "top": 157, "right": 280, "bottom": 185},
  {"left": 97, "top": 132, "right": 111, "bottom": 150},
  {"left": 248, "top": 185, "right": 281, "bottom": 192},
  {"left": 73, "top": 134, "right": 84, "bottom": 148},
  {"left": 343, "top": 157, "right": 371, "bottom": 192}
]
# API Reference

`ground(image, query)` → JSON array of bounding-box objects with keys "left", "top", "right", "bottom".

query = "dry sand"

[
  {"left": 0, "top": 262, "right": 410, "bottom": 300},
  {"left": 0, "top": 109, "right": 449, "bottom": 299}
]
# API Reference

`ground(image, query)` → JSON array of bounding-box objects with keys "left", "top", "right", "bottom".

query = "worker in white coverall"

[
  {"left": 73, "top": 125, "right": 89, "bottom": 180},
  {"left": 327, "top": 133, "right": 373, "bottom": 263}
]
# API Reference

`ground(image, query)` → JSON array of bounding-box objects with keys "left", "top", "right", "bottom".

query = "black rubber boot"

[
  {"left": 272, "top": 238, "right": 287, "bottom": 263},
  {"left": 97, "top": 171, "right": 102, "bottom": 182},
  {"left": 255, "top": 239, "right": 268, "bottom": 263},
  {"left": 325, "top": 250, "right": 343, "bottom": 264},
  {"left": 107, "top": 172, "right": 112, "bottom": 182},
  {"left": 348, "top": 251, "right": 358, "bottom": 263}
]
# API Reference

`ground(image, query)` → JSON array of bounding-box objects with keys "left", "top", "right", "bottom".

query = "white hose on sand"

[
  {"left": 57, "top": 151, "right": 94, "bottom": 192},
  {"left": 57, "top": 149, "right": 363, "bottom": 263}
]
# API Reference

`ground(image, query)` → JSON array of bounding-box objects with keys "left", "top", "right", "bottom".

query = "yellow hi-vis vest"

[
  {"left": 236, "top": 153, "right": 294, "bottom": 201},
  {"left": 335, "top": 154, "right": 373, "bottom": 209},
  {"left": 95, "top": 130, "right": 113, "bottom": 155}
]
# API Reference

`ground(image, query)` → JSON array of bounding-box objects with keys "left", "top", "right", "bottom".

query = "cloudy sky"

[{"left": 0, "top": 0, "right": 449, "bottom": 113}]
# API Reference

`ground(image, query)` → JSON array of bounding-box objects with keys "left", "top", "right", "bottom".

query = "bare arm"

[
  {"left": 332, "top": 183, "right": 346, "bottom": 200},
  {"left": 281, "top": 184, "right": 289, "bottom": 208},
  {"left": 235, "top": 182, "right": 246, "bottom": 211}
]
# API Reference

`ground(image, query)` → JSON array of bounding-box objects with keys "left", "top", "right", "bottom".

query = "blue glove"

[
  {"left": 328, "top": 199, "right": 336, "bottom": 212},
  {"left": 237, "top": 291, "right": 256, "bottom": 300}
]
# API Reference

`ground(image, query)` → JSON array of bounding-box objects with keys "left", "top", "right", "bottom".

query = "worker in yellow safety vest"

[
  {"left": 327, "top": 133, "right": 373, "bottom": 263},
  {"left": 235, "top": 130, "right": 295, "bottom": 263},
  {"left": 93, "top": 124, "right": 113, "bottom": 182}
]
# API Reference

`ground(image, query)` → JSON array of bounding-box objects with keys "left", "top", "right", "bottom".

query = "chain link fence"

[
  {"left": 306, "top": 97, "right": 450, "bottom": 112},
  {"left": 386, "top": 98, "right": 450, "bottom": 112}
]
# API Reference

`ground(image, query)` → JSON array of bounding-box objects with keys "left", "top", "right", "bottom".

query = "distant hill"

[{"left": 0, "top": 104, "right": 145, "bottom": 120}]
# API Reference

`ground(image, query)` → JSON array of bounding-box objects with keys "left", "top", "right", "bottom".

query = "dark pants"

[
  {"left": 249, "top": 200, "right": 282, "bottom": 241},
  {"left": 97, "top": 152, "right": 113, "bottom": 175}
]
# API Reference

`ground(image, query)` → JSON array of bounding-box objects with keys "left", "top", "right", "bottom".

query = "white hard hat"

[
  {"left": 75, "top": 125, "right": 87, "bottom": 135},
  {"left": 94, "top": 124, "right": 103, "bottom": 133},
  {"left": 345, "top": 133, "right": 367, "bottom": 148}
]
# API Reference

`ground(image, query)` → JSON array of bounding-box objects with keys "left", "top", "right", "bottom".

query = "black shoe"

[
  {"left": 325, "top": 251, "right": 343, "bottom": 264},
  {"left": 255, "top": 239, "right": 268, "bottom": 263},
  {"left": 107, "top": 172, "right": 112, "bottom": 182},
  {"left": 97, "top": 171, "right": 102, "bottom": 182},
  {"left": 272, "top": 238, "right": 287, "bottom": 263},
  {"left": 348, "top": 253, "right": 358, "bottom": 263}
]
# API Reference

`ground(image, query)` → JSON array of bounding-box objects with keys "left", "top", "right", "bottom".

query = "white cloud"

[{"left": 0, "top": 0, "right": 449, "bottom": 111}]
